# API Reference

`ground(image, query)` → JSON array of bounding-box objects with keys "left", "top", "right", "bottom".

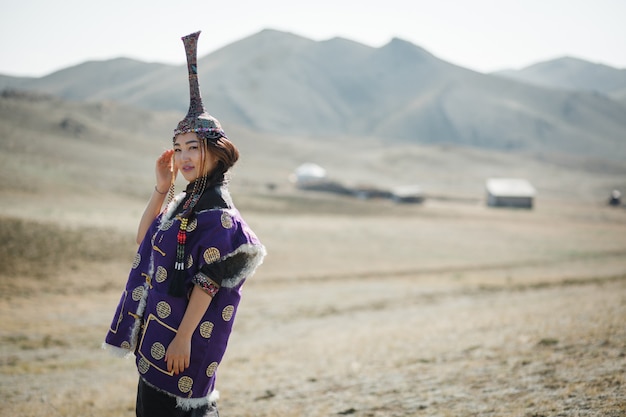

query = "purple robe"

[{"left": 104, "top": 191, "right": 265, "bottom": 406}]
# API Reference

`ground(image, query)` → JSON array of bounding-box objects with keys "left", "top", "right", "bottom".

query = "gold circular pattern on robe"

[
  {"left": 187, "top": 218, "right": 198, "bottom": 232},
  {"left": 206, "top": 362, "right": 218, "bottom": 378},
  {"left": 178, "top": 376, "right": 193, "bottom": 393},
  {"left": 121, "top": 341, "right": 131, "bottom": 350},
  {"left": 155, "top": 266, "right": 168, "bottom": 283},
  {"left": 156, "top": 301, "right": 172, "bottom": 319},
  {"left": 203, "top": 247, "right": 221, "bottom": 264},
  {"left": 186, "top": 254, "right": 194, "bottom": 269},
  {"left": 221, "top": 212, "right": 233, "bottom": 229},
  {"left": 131, "top": 286, "right": 144, "bottom": 301},
  {"left": 199, "top": 321, "right": 214, "bottom": 338},
  {"left": 132, "top": 253, "right": 141, "bottom": 269},
  {"left": 151, "top": 342, "right": 166, "bottom": 360},
  {"left": 138, "top": 357, "right": 150, "bottom": 374},
  {"left": 160, "top": 219, "right": 174, "bottom": 231},
  {"left": 222, "top": 305, "right": 235, "bottom": 321}
]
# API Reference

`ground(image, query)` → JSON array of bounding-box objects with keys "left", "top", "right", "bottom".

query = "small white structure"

[
  {"left": 289, "top": 163, "right": 328, "bottom": 188},
  {"left": 608, "top": 189, "right": 622, "bottom": 206},
  {"left": 486, "top": 178, "right": 536, "bottom": 209},
  {"left": 391, "top": 185, "right": 424, "bottom": 204}
]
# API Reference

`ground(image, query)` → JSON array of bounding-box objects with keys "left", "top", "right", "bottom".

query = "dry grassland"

[{"left": 1, "top": 190, "right": 625, "bottom": 417}]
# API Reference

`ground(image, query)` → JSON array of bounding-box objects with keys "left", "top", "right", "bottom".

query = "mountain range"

[
  {"left": 1, "top": 28, "right": 625, "bottom": 163},
  {"left": 494, "top": 56, "right": 626, "bottom": 102}
]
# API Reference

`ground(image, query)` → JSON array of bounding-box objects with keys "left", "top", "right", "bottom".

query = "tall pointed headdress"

[
  {"left": 168, "top": 31, "right": 228, "bottom": 298},
  {"left": 173, "top": 31, "right": 227, "bottom": 141}
]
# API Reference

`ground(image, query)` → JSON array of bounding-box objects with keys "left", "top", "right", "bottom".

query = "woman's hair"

[{"left": 203, "top": 136, "right": 239, "bottom": 186}]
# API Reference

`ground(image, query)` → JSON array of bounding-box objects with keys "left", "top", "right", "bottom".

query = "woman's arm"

[
  {"left": 136, "top": 149, "right": 174, "bottom": 244},
  {"left": 165, "top": 285, "right": 214, "bottom": 375}
]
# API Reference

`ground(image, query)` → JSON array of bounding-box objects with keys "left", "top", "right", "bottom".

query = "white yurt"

[
  {"left": 290, "top": 163, "right": 328, "bottom": 187},
  {"left": 486, "top": 178, "right": 536, "bottom": 209}
]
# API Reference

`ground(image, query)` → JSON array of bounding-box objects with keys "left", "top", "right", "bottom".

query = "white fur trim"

[
  {"left": 141, "top": 377, "right": 219, "bottom": 410},
  {"left": 176, "top": 390, "right": 219, "bottom": 411},
  {"left": 161, "top": 192, "right": 186, "bottom": 223},
  {"left": 101, "top": 342, "right": 134, "bottom": 359},
  {"left": 209, "top": 390, "right": 220, "bottom": 402},
  {"left": 220, "top": 243, "right": 267, "bottom": 288},
  {"left": 128, "top": 283, "right": 149, "bottom": 350}
]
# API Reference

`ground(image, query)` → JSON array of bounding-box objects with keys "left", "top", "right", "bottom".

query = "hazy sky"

[{"left": 1, "top": 0, "right": 625, "bottom": 77}]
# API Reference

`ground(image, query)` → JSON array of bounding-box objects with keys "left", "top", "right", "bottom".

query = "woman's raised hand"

[{"left": 155, "top": 149, "right": 175, "bottom": 193}]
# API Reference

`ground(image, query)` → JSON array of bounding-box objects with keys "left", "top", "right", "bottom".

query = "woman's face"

[{"left": 173, "top": 132, "right": 219, "bottom": 183}]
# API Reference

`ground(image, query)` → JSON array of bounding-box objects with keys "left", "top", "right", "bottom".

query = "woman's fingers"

[
  {"left": 164, "top": 339, "right": 191, "bottom": 375},
  {"left": 156, "top": 149, "right": 175, "bottom": 186},
  {"left": 166, "top": 354, "right": 185, "bottom": 375},
  {"left": 158, "top": 149, "right": 174, "bottom": 168}
]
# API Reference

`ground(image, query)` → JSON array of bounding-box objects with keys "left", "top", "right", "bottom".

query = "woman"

[{"left": 104, "top": 31, "right": 266, "bottom": 416}]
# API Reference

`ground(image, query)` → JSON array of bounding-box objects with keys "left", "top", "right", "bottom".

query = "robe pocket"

[{"left": 137, "top": 313, "right": 177, "bottom": 376}]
